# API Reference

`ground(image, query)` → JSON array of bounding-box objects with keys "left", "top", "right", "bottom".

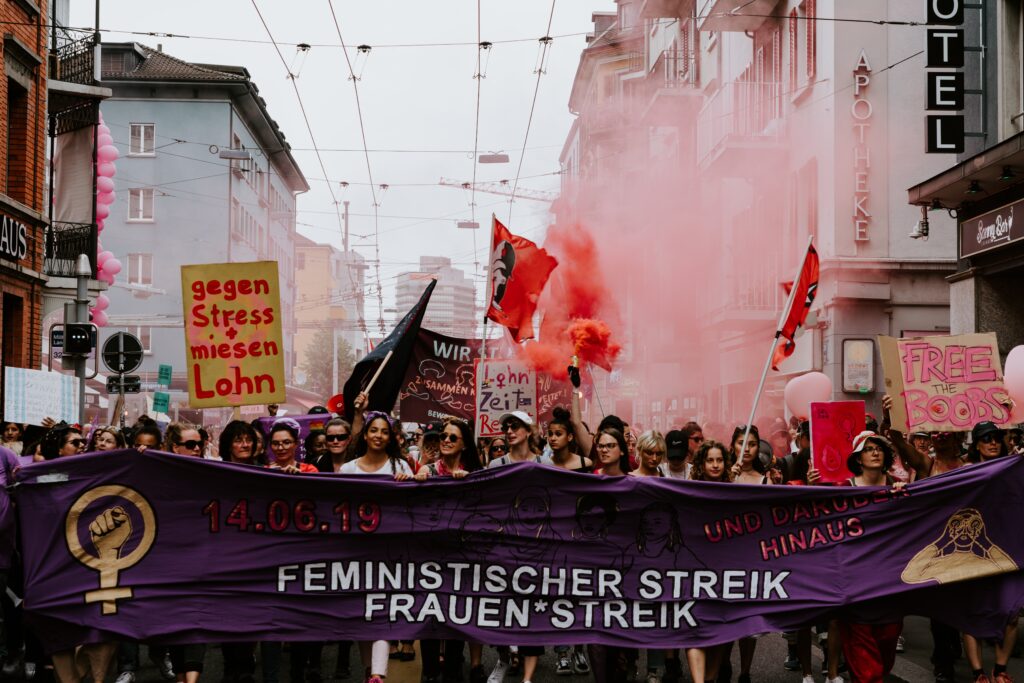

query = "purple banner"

[
  {"left": 399, "top": 329, "right": 480, "bottom": 424},
  {"left": 14, "top": 452, "right": 1024, "bottom": 651}
]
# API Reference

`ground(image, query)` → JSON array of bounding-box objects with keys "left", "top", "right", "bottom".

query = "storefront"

[
  {"left": 908, "top": 130, "right": 1024, "bottom": 356},
  {"left": 0, "top": 200, "right": 47, "bottom": 409}
]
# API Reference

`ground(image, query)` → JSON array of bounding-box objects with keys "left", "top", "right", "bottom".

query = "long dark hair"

[
  {"left": 219, "top": 420, "right": 262, "bottom": 465},
  {"left": 691, "top": 440, "right": 733, "bottom": 482},
  {"left": 355, "top": 412, "right": 404, "bottom": 470},
  {"left": 442, "top": 418, "right": 483, "bottom": 472},
  {"left": 595, "top": 427, "right": 631, "bottom": 473}
]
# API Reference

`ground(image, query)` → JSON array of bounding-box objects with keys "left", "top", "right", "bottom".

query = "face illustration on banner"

[
  {"left": 64, "top": 485, "right": 156, "bottom": 615},
  {"left": 489, "top": 240, "right": 516, "bottom": 311},
  {"left": 902, "top": 507, "right": 1019, "bottom": 585},
  {"left": 405, "top": 490, "right": 461, "bottom": 532}
]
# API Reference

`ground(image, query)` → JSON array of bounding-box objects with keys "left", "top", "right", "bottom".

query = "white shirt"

[
  {"left": 339, "top": 458, "right": 412, "bottom": 476},
  {"left": 659, "top": 461, "right": 691, "bottom": 480}
]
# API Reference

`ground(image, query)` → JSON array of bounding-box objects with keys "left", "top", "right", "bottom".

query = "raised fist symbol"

[{"left": 88, "top": 506, "right": 132, "bottom": 561}]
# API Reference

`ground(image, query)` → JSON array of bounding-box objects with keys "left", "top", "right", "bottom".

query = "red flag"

[
  {"left": 772, "top": 244, "right": 819, "bottom": 370},
  {"left": 486, "top": 217, "right": 558, "bottom": 342}
]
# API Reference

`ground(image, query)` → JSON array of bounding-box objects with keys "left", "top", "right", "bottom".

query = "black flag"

[{"left": 343, "top": 279, "right": 437, "bottom": 421}]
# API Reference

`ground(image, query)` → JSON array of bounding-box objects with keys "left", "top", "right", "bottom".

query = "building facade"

[
  {"left": 395, "top": 256, "right": 476, "bottom": 338},
  {"left": 294, "top": 232, "right": 367, "bottom": 378},
  {"left": 95, "top": 43, "right": 308, "bottom": 397},
  {"left": 559, "top": 0, "right": 960, "bottom": 427},
  {"left": 908, "top": 2, "right": 1024, "bottom": 361}
]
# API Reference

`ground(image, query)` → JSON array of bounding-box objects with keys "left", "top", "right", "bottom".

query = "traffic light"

[{"left": 65, "top": 323, "right": 95, "bottom": 355}]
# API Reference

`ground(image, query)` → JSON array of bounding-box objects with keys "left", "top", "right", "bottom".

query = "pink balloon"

[
  {"left": 97, "top": 133, "right": 114, "bottom": 147},
  {"left": 96, "top": 191, "right": 115, "bottom": 206},
  {"left": 91, "top": 309, "right": 108, "bottom": 327},
  {"left": 97, "top": 270, "right": 114, "bottom": 285},
  {"left": 95, "top": 204, "right": 110, "bottom": 220},
  {"left": 103, "top": 258, "right": 122, "bottom": 276},
  {"left": 97, "top": 145, "right": 119, "bottom": 163},
  {"left": 96, "top": 219, "right": 105, "bottom": 233},
  {"left": 97, "top": 123, "right": 110, "bottom": 136},
  {"left": 784, "top": 371, "right": 833, "bottom": 419},
  {"left": 1004, "top": 346, "right": 1024, "bottom": 407},
  {"left": 95, "top": 293, "right": 110, "bottom": 311},
  {"left": 98, "top": 162, "right": 116, "bottom": 177},
  {"left": 97, "top": 176, "right": 114, "bottom": 193},
  {"left": 97, "top": 250, "right": 113, "bottom": 267}
]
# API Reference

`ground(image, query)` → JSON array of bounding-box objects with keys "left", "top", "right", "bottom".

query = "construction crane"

[{"left": 438, "top": 178, "right": 559, "bottom": 203}]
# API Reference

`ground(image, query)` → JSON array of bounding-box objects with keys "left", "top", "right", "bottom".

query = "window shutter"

[
  {"left": 806, "top": 0, "right": 816, "bottom": 81},
  {"left": 789, "top": 9, "right": 798, "bottom": 88}
]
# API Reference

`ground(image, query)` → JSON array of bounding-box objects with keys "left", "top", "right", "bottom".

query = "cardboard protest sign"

[
  {"left": 809, "top": 401, "right": 865, "bottom": 483},
  {"left": 474, "top": 359, "right": 536, "bottom": 437},
  {"left": 181, "top": 261, "right": 285, "bottom": 408},
  {"left": 536, "top": 372, "right": 574, "bottom": 429},
  {"left": 879, "top": 332, "right": 1011, "bottom": 433},
  {"left": 399, "top": 329, "right": 480, "bottom": 424},
  {"left": 3, "top": 367, "right": 78, "bottom": 425}
]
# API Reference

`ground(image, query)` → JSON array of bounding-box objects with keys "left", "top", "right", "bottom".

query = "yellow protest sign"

[{"left": 181, "top": 261, "right": 286, "bottom": 408}]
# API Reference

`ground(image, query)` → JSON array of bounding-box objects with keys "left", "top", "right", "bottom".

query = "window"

[
  {"left": 789, "top": 2, "right": 816, "bottom": 91},
  {"left": 127, "top": 188, "right": 154, "bottom": 221},
  {"left": 5, "top": 78, "right": 28, "bottom": 204},
  {"left": 126, "top": 253, "right": 153, "bottom": 285},
  {"left": 129, "top": 123, "right": 155, "bottom": 156},
  {"left": 128, "top": 326, "right": 152, "bottom": 353},
  {"left": 803, "top": 0, "right": 816, "bottom": 82}
]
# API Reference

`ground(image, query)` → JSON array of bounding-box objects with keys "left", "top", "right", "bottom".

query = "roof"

[{"left": 102, "top": 44, "right": 246, "bottom": 82}]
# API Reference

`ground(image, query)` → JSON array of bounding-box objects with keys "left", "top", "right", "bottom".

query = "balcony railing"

[
  {"left": 651, "top": 48, "right": 695, "bottom": 89},
  {"left": 45, "top": 221, "right": 96, "bottom": 278},
  {"left": 50, "top": 29, "right": 95, "bottom": 86},
  {"left": 697, "top": 80, "right": 783, "bottom": 165}
]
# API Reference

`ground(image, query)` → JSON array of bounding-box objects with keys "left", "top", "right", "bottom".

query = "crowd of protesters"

[{"left": 0, "top": 376, "right": 1021, "bottom": 683}]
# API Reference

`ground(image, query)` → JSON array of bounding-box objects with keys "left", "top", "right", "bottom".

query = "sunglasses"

[
  {"left": 490, "top": 445, "right": 507, "bottom": 452},
  {"left": 502, "top": 422, "right": 525, "bottom": 432},
  {"left": 977, "top": 434, "right": 1001, "bottom": 444},
  {"left": 177, "top": 440, "right": 202, "bottom": 450},
  {"left": 66, "top": 438, "right": 85, "bottom": 448},
  {"left": 441, "top": 433, "right": 462, "bottom": 443},
  {"left": 325, "top": 433, "right": 350, "bottom": 442}
]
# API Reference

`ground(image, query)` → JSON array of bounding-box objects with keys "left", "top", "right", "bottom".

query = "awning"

[{"left": 907, "top": 131, "right": 1024, "bottom": 209}]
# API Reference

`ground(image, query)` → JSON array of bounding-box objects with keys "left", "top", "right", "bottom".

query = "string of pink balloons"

[{"left": 91, "top": 112, "right": 120, "bottom": 327}]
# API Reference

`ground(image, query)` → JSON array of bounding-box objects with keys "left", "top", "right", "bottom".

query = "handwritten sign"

[
  {"left": 157, "top": 364, "right": 172, "bottom": 387},
  {"left": 809, "top": 401, "right": 865, "bottom": 483},
  {"left": 536, "top": 372, "right": 573, "bottom": 429},
  {"left": 879, "top": 332, "right": 1011, "bottom": 433},
  {"left": 400, "top": 329, "right": 481, "bottom": 424},
  {"left": 152, "top": 392, "right": 170, "bottom": 415},
  {"left": 180, "top": 261, "right": 285, "bottom": 408},
  {"left": 474, "top": 359, "right": 536, "bottom": 437},
  {"left": 3, "top": 367, "right": 78, "bottom": 425}
]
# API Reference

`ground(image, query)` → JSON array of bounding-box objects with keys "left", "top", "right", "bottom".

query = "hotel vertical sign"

[{"left": 925, "top": 0, "right": 965, "bottom": 153}]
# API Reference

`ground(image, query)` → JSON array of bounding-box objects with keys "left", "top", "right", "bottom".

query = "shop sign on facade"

[
  {"left": 0, "top": 214, "right": 28, "bottom": 262},
  {"left": 960, "top": 198, "right": 1024, "bottom": 258}
]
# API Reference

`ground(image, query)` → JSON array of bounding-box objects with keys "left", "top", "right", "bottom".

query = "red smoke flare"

[{"left": 518, "top": 222, "right": 621, "bottom": 377}]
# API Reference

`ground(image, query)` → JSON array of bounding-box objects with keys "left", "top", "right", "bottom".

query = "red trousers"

[{"left": 839, "top": 620, "right": 903, "bottom": 683}]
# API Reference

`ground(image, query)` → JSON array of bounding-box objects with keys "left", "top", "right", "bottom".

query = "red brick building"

[{"left": 0, "top": 0, "right": 48, "bottom": 405}]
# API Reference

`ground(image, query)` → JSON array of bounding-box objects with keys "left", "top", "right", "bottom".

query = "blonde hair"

[
  {"left": 163, "top": 422, "right": 201, "bottom": 451},
  {"left": 635, "top": 430, "right": 666, "bottom": 457}
]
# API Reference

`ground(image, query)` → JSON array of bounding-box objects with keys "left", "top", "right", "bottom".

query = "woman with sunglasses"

[
  {"left": 412, "top": 418, "right": 486, "bottom": 683},
  {"left": 40, "top": 423, "right": 86, "bottom": 459},
  {"left": 486, "top": 437, "right": 509, "bottom": 464},
  {"left": 315, "top": 418, "right": 354, "bottom": 473},
  {"left": 164, "top": 423, "right": 204, "bottom": 458},
  {"left": 486, "top": 411, "right": 541, "bottom": 468},
  {"left": 86, "top": 426, "right": 125, "bottom": 452}
]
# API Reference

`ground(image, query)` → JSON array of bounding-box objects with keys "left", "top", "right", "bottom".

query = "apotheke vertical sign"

[{"left": 925, "top": 0, "right": 965, "bottom": 153}]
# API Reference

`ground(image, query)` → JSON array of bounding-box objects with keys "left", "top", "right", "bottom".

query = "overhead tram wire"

[
  {"left": 470, "top": 0, "right": 485, "bottom": 300},
  {"left": 326, "top": 0, "right": 385, "bottom": 336},
  {"left": 508, "top": 0, "right": 557, "bottom": 225},
  {"left": 250, "top": 0, "right": 369, "bottom": 342}
]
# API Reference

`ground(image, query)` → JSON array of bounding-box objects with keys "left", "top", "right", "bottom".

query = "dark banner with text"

[
  {"left": 399, "top": 329, "right": 481, "bottom": 423},
  {"left": 15, "top": 452, "right": 1024, "bottom": 651}
]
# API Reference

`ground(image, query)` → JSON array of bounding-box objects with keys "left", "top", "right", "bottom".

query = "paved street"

[{"left": 118, "top": 617, "right": 1021, "bottom": 683}]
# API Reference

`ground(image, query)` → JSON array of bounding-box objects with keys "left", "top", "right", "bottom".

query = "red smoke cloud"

[{"left": 518, "top": 221, "right": 621, "bottom": 378}]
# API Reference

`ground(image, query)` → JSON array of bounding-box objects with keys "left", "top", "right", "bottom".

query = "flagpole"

[
  {"left": 481, "top": 214, "right": 498, "bottom": 361},
  {"left": 739, "top": 234, "right": 815, "bottom": 458}
]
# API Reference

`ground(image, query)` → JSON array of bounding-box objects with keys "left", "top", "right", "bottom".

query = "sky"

[{"left": 71, "top": 0, "right": 611, "bottom": 328}]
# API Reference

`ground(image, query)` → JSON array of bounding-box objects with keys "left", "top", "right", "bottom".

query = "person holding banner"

[
  {"left": 540, "top": 407, "right": 591, "bottom": 474},
  {"left": 592, "top": 428, "right": 630, "bottom": 477},
  {"left": 314, "top": 418, "right": 354, "bottom": 473},
  {"left": 266, "top": 420, "right": 318, "bottom": 474},
  {"left": 487, "top": 413, "right": 541, "bottom": 468},
  {"left": 961, "top": 421, "right": 1019, "bottom": 683},
  {"left": 41, "top": 423, "right": 85, "bottom": 459},
  {"left": 164, "top": 423, "right": 204, "bottom": 458},
  {"left": 217, "top": 421, "right": 262, "bottom": 466},
  {"left": 728, "top": 426, "right": 770, "bottom": 486},
  {"left": 343, "top": 411, "right": 412, "bottom": 479},
  {"left": 85, "top": 427, "right": 125, "bottom": 452}
]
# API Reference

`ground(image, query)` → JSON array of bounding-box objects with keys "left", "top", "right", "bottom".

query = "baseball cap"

[
  {"left": 498, "top": 410, "right": 534, "bottom": 428},
  {"left": 851, "top": 430, "right": 885, "bottom": 454},
  {"left": 972, "top": 421, "right": 1004, "bottom": 442},
  {"left": 665, "top": 430, "right": 687, "bottom": 460},
  {"left": 423, "top": 420, "right": 444, "bottom": 438}
]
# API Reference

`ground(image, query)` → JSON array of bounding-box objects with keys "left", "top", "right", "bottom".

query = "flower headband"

[{"left": 363, "top": 411, "right": 396, "bottom": 429}]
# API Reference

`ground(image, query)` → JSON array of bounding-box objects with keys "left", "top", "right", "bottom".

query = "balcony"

[
  {"left": 697, "top": 80, "right": 786, "bottom": 171},
  {"left": 696, "top": 0, "right": 777, "bottom": 32},
  {"left": 50, "top": 29, "right": 95, "bottom": 86},
  {"left": 639, "top": 49, "right": 701, "bottom": 124},
  {"left": 581, "top": 99, "right": 627, "bottom": 141},
  {"left": 44, "top": 221, "right": 96, "bottom": 278},
  {"left": 705, "top": 258, "right": 784, "bottom": 331}
]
